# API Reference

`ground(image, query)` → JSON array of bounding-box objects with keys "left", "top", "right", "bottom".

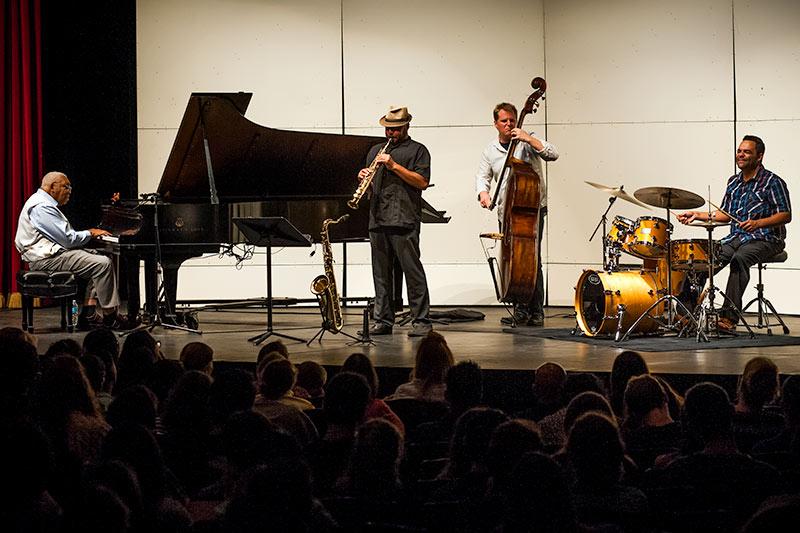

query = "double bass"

[{"left": 489, "top": 77, "right": 547, "bottom": 304}]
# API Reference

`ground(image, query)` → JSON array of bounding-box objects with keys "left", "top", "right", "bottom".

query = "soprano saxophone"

[
  {"left": 348, "top": 139, "right": 392, "bottom": 209},
  {"left": 310, "top": 214, "right": 349, "bottom": 333}
]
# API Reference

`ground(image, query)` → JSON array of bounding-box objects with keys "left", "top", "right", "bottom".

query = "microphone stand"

[
  {"left": 589, "top": 195, "right": 617, "bottom": 271},
  {"left": 120, "top": 193, "right": 202, "bottom": 337}
]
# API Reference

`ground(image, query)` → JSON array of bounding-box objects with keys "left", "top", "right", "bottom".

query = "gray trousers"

[
  {"left": 370, "top": 226, "right": 430, "bottom": 325},
  {"left": 30, "top": 248, "right": 120, "bottom": 309}
]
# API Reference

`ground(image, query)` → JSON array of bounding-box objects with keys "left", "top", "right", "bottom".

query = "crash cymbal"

[
  {"left": 634, "top": 187, "right": 705, "bottom": 210},
  {"left": 584, "top": 181, "right": 651, "bottom": 209}
]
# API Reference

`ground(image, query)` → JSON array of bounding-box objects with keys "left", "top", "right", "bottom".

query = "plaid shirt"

[{"left": 720, "top": 165, "right": 791, "bottom": 245}]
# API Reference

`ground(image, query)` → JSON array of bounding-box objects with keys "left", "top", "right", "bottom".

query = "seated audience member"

[
  {"left": 295, "top": 361, "right": 327, "bottom": 408},
  {"left": 538, "top": 372, "right": 606, "bottom": 450},
  {"left": 742, "top": 494, "right": 800, "bottom": 533},
  {"left": 82, "top": 327, "right": 119, "bottom": 360},
  {"left": 621, "top": 374, "right": 684, "bottom": 470},
  {"left": 413, "top": 360, "right": 483, "bottom": 444},
  {"left": 734, "top": 357, "right": 784, "bottom": 453},
  {"left": 567, "top": 412, "right": 649, "bottom": 529},
  {"left": 435, "top": 407, "right": 509, "bottom": 502},
  {"left": 0, "top": 325, "right": 38, "bottom": 349},
  {"left": 79, "top": 353, "right": 113, "bottom": 411},
  {"left": 209, "top": 369, "right": 257, "bottom": 429},
  {"left": 105, "top": 384, "right": 158, "bottom": 430},
  {"left": 342, "top": 353, "right": 405, "bottom": 435},
  {"left": 44, "top": 338, "right": 82, "bottom": 360},
  {"left": 610, "top": 350, "right": 683, "bottom": 420},
  {"left": 178, "top": 341, "right": 214, "bottom": 376},
  {"left": 496, "top": 452, "right": 579, "bottom": 533},
  {"left": 338, "top": 418, "right": 405, "bottom": 502},
  {"left": 486, "top": 419, "right": 543, "bottom": 494},
  {"left": 0, "top": 336, "right": 39, "bottom": 423},
  {"left": 312, "top": 372, "right": 372, "bottom": 495},
  {"left": 260, "top": 359, "right": 314, "bottom": 411},
  {"left": 649, "top": 382, "right": 781, "bottom": 528},
  {"left": 389, "top": 330, "right": 454, "bottom": 401},
  {"left": 256, "top": 339, "right": 289, "bottom": 364},
  {"left": 253, "top": 360, "right": 317, "bottom": 449},
  {"left": 753, "top": 375, "right": 800, "bottom": 455},
  {"left": 148, "top": 359, "right": 185, "bottom": 409},
  {"left": 159, "top": 371, "right": 215, "bottom": 498},
  {"left": 519, "top": 362, "right": 568, "bottom": 422}
]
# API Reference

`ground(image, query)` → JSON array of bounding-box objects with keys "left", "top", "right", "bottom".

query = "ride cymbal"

[
  {"left": 634, "top": 186, "right": 705, "bottom": 210},
  {"left": 584, "top": 181, "right": 651, "bottom": 209}
]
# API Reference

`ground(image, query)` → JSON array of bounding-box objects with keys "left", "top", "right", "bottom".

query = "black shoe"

[
  {"left": 103, "top": 313, "right": 139, "bottom": 331},
  {"left": 407, "top": 321, "right": 433, "bottom": 337},
  {"left": 501, "top": 310, "right": 530, "bottom": 326},
  {"left": 359, "top": 323, "right": 393, "bottom": 336},
  {"left": 526, "top": 314, "right": 544, "bottom": 327},
  {"left": 78, "top": 313, "right": 104, "bottom": 331}
]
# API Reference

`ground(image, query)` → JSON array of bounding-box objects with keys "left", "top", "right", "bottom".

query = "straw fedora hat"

[{"left": 379, "top": 106, "right": 412, "bottom": 127}]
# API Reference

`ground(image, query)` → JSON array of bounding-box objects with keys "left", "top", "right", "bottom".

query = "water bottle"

[{"left": 71, "top": 299, "right": 79, "bottom": 329}]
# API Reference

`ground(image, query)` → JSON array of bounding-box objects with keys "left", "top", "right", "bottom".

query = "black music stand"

[{"left": 234, "top": 217, "right": 312, "bottom": 345}]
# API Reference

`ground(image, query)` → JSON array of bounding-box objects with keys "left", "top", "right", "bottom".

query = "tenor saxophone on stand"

[
  {"left": 310, "top": 214, "right": 349, "bottom": 333},
  {"left": 348, "top": 139, "right": 391, "bottom": 210}
]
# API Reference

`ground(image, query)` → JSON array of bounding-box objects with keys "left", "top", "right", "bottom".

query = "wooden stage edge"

[{"left": 5, "top": 305, "right": 800, "bottom": 379}]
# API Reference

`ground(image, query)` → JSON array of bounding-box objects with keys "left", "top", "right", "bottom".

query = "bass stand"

[
  {"left": 589, "top": 194, "right": 617, "bottom": 271},
  {"left": 619, "top": 203, "right": 705, "bottom": 342},
  {"left": 120, "top": 193, "right": 202, "bottom": 338},
  {"left": 234, "top": 217, "right": 312, "bottom": 346}
]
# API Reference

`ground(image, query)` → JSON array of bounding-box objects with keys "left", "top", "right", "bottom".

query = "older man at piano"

[{"left": 15, "top": 171, "right": 134, "bottom": 330}]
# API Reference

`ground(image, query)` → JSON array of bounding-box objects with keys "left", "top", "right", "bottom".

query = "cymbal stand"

[
  {"left": 589, "top": 195, "right": 618, "bottom": 271},
  {"left": 620, "top": 205, "right": 705, "bottom": 342}
]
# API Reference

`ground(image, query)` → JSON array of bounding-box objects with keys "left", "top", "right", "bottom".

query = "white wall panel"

[
  {"left": 342, "top": 0, "right": 545, "bottom": 128},
  {"left": 545, "top": 0, "right": 733, "bottom": 124},
  {"left": 137, "top": 0, "right": 342, "bottom": 129},
  {"left": 734, "top": 0, "right": 800, "bottom": 120}
]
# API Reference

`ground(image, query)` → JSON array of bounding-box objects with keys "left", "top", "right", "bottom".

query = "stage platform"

[{"left": 5, "top": 304, "right": 799, "bottom": 378}]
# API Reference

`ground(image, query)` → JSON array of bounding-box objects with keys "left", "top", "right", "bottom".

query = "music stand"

[{"left": 234, "top": 217, "right": 312, "bottom": 345}]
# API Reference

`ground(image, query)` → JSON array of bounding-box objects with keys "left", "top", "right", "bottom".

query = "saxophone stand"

[
  {"left": 121, "top": 193, "right": 202, "bottom": 338},
  {"left": 233, "top": 217, "right": 312, "bottom": 345}
]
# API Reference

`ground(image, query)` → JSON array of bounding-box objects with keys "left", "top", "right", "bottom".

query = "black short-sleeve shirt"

[{"left": 366, "top": 136, "right": 431, "bottom": 231}]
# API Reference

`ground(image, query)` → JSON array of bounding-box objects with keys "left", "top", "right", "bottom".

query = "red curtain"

[{"left": 1, "top": 0, "right": 43, "bottom": 305}]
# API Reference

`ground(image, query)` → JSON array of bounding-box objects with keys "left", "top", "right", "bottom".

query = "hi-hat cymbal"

[
  {"left": 634, "top": 186, "right": 705, "bottom": 210},
  {"left": 689, "top": 220, "right": 730, "bottom": 228},
  {"left": 584, "top": 181, "right": 651, "bottom": 209}
]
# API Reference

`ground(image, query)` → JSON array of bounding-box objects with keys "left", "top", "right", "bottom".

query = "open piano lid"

[{"left": 157, "top": 92, "right": 385, "bottom": 203}]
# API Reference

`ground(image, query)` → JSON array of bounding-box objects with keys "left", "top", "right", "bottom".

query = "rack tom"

[{"left": 628, "top": 216, "right": 671, "bottom": 258}]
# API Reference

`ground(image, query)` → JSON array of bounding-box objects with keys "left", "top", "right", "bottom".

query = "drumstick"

[{"left": 708, "top": 200, "right": 742, "bottom": 225}]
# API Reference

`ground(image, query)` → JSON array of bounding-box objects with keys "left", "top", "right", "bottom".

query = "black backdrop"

[{"left": 41, "top": 0, "right": 137, "bottom": 229}]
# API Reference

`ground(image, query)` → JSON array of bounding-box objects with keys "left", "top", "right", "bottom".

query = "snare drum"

[
  {"left": 574, "top": 269, "right": 665, "bottom": 336},
  {"left": 629, "top": 216, "right": 671, "bottom": 259},
  {"left": 606, "top": 216, "right": 635, "bottom": 249},
  {"left": 670, "top": 239, "right": 715, "bottom": 270}
]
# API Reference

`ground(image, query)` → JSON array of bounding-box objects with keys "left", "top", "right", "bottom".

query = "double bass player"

[{"left": 476, "top": 102, "right": 559, "bottom": 327}]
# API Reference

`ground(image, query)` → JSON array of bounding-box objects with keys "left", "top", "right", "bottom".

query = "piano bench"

[{"left": 16, "top": 270, "right": 78, "bottom": 334}]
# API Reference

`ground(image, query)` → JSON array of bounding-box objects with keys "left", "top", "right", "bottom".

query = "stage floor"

[{"left": 5, "top": 305, "right": 800, "bottom": 377}]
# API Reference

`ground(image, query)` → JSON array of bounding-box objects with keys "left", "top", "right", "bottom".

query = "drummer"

[{"left": 676, "top": 135, "right": 791, "bottom": 332}]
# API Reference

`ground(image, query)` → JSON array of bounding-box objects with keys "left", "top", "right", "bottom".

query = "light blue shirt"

[{"left": 28, "top": 189, "right": 91, "bottom": 249}]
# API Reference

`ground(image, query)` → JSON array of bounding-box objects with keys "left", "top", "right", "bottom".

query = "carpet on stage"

[{"left": 504, "top": 327, "right": 800, "bottom": 352}]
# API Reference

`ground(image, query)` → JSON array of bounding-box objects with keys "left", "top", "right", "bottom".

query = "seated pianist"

[{"left": 14, "top": 171, "right": 136, "bottom": 330}]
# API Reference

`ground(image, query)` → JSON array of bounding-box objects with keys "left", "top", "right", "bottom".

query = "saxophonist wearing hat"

[{"left": 357, "top": 106, "right": 433, "bottom": 338}]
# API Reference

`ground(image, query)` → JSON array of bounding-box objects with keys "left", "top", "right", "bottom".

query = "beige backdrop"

[{"left": 136, "top": 0, "right": 800, "bottom": 313}]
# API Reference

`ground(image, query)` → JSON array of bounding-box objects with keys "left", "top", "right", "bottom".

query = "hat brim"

[{"left": 379, "top": 117, "right": 411, "bottom": 127}]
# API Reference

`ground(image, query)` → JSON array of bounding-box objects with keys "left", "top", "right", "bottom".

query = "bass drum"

[{"left": 574, "top": 269, "right": 665, "bottom": 337}]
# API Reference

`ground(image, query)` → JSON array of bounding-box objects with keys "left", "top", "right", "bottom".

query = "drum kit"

[{"left": 574, "top": 182, "right": 755, "bottom": 342}]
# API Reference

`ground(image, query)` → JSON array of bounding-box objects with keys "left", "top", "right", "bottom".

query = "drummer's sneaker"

[{"left": 526, "top": 314, "right": 545, "bottom": 327}]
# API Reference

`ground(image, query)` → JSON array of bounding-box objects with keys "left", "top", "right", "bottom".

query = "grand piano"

[{"left": 102, "top": 92, "right": 449, "bottom": 318}]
